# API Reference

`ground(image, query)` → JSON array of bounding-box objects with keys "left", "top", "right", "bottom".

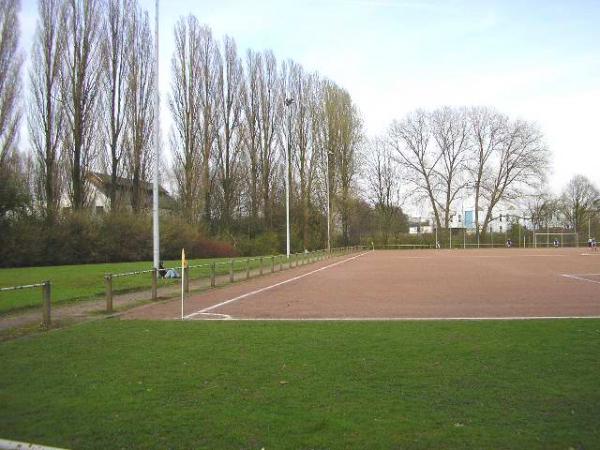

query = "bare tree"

[
  {"left": 242, "top": 49, "right": 261, "bottom": 234},
  {"left": 430, "top": 106, "right": 469, "bottom": 227},
  {"left": 61, "top": 0, "right": 103, "bottom": 210},
  {"left": 525, "top": 189, "right": 558, "bottom": 231},
  {"left": 101, "top": 0, "right": 130, "bottom": 210},
  {"left": 560, "top": 175, "right": 600, "bottom": 235},
  {"left": 124, "top": 3, "right": 155, "bottom": 212},
  {"left": 289, "top": 62, "right": 320, "bottom": 249},
  {"left": 467, "top": 106, "right": 507, "bottom": 242},
  {"left": 478, "top": 118, "right": 549, "bottom": 234},
  {"left": 170, "top": 15, "right": 203, "bottom": 224},
  {"left": 258, "top": 50, "right": 279, "bottom": 230},
  {"left": 215, "top": 35, "right": 243, "bottom": 232},
  {"left": 366, "top": 137, "right": 401, "bottom": 242},
  {"left": 198, "top": 25, "right": 220, "bottom": 228},
  {"left": 0, "top": 0, "right": 22, "bottom": 168},
  {"left": 29, "top": 0, "right": 66, "bottom": 221},
  {"left": 337, "top": 89, "right": 361, "bottom": 245},
  {"left": 389, "top": 109, "right": 443, "bottom": 229}
]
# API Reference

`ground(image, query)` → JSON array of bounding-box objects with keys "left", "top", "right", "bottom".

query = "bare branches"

[
  {"left": 61, "top": 0, "right": 103, "bottom": 210},
  {"left": 29, "top": 0, "right": 66, "bottom": 220},
  {"left": 215, "top": 35, "right": 244, "bottom": 230},
  {"left": 100, "top": 0, "right": 131, "bottom": 209},
  {"left": 169, "top": 15, "right": 203, "bottom": 224},
  {"left": 124, "top": 2, "right": 155, "bottom": 212},
  {"left": 0, "top": 0, "right": 23, "bottom": 166},
  {"left": 560, "top": 175, "right": 599, "bottom": 234}
]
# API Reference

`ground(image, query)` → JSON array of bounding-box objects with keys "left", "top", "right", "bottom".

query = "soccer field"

[
  {"left": 125, "top": 248, "right": 600, "bottom": 321},
  {"left": 2, "top": 248, "right": 600, "bottom": 449}
]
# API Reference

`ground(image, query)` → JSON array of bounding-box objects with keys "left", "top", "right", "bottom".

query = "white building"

[{"left": 61, "top": 172, "right": 176, "bottom": 213}]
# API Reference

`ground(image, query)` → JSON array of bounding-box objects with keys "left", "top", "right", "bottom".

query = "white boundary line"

[
  {"left": 186, "top": 315, "right": 600, "bottom": 321},
  {"left": 183, "top": 251, "right": 370, "bottom": 319},
  {"left": 389, "top": 254, "right": 568, "bottom": 260},
  {"left": 0, "top": 438, "right": 68, "bottom": 450},
  {"left": 561, "top": 274, "right": 600, "bottom": 285}
]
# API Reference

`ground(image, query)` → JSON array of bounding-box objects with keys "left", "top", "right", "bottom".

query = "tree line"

[
  {"left": 4, "top": 0, "right": 594, "bottom": 266},
  {"left": 1, "top": 0, "right": 368, "bottom": 262}
]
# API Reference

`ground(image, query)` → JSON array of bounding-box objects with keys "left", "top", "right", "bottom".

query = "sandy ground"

[{"left": 122, "top": 248, "right": 600, "bottom": 320}]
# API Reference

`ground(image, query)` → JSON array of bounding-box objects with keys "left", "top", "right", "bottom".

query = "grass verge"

[
  {"left": 1, "top": 319, "right": 599, "bottom": 449},
  {"left": 0, "top": 253, "right": 317, "bottom": 314}
]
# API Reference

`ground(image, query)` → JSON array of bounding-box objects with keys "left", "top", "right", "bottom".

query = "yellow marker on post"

[{"left": 181, "top": 248, "right": 185, "bottom": 320}]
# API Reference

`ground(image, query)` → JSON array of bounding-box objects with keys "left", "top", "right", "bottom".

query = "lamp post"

[
  {"left": 284, "top": 98, "right": 294, "bottom": 258},
  {"left": 152, "top": 0, "right": 160, "bottom": 270},
  {"left": 326, "top": 149, "right": 333, "bottom": 253}
]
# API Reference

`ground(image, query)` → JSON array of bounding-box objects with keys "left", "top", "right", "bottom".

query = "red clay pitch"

[{"left": 122, "top": 248, "right": 600, "bottom": 321}]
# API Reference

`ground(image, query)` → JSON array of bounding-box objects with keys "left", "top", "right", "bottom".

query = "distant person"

[
  {"left": 506, "top": 239, "right": 513, "bottom": 248},
  {"left": 553, "top": 239, "right": 559, "bottom": 248},
  {"left": 158, "top": 262, "right": 167, "bottom": 279},
  {"left": 165, "top": 267, "right": 180, "bottom": 279},
  {"left": 593, "top": 238, "right": 598, "bottom": 252},
  {"left": 588, "top": 238, "right": 593, "bottom": 249}
]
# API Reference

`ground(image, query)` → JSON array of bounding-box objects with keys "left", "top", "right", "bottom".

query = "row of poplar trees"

[
  {"left": 170, "top": 16, "right": 362, "bottom": 247},
  {"left": 0, "top": 0, "right": 363, "bottom": 251}
]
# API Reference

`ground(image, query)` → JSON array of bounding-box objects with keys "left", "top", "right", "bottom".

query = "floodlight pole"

[
  {"left": 285, "top": 98, "right": 294, "bottom": 258},
  {"left": 326, "top": 150, "right": 333, "bottom": 253},
  {"left": 152, "top": 0, "right": 160, "bottom": 270}
]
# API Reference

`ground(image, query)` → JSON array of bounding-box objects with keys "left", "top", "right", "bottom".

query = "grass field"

[
  {"left": 0, "top": 253, "right": 304, "bottom": 314},
  {"left": 1, "top": 319, "right": 599, "bottom": 449}
]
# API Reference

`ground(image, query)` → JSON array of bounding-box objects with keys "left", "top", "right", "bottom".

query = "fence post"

[
  {"left": 246, "top": 259, "right": 250, "bottom": 279},
  {"left": 184, "top": 266, "right": 189, "bottom": 294},
  {"left": 210, "top": 263, "right": 216, "bottom": 288},
  {"left": 151, "top": 268, "right": 158, "bottom": 300},
  {"left": 280, "top": 256, "right": 283, "bottom": 271},
  {"left": 105, "top": 275, "right": 113, "bottom": 314},
  {"left": 42, "top": 281, "right": 51, "bottom": 328},
  {"left": 260, "top": 257, "right": 264, "bottom": 275},
  {"left": 271, "top": 256, "right": 275, "bottom": 273},
  {"left": 229, "top": 259, "right": 234, "bottom": 283}
]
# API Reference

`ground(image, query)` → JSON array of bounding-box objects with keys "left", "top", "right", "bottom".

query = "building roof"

[{"left": 87, "top": 172, "right": 176, "bottom": 209}]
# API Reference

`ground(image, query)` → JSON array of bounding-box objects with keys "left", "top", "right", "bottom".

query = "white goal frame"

[{"left": 533, "top": 232, "right": 579, "bottom": 248}]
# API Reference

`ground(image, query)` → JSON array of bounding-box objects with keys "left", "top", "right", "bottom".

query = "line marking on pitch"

[
  {"left": 561, "top": 274, "right": 600, "bottom": 285},
  {"left": 188, "top": 316, "right": 600, "bottom": 321},
  {"left": 184, "top": 251, "right": 371, "bottom": 319},
  {"left": 391, "top": 254, "right": 568, "bottom": 260}
]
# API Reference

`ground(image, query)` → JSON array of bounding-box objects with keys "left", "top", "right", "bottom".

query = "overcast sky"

[{"left": 19, "top": 0, "right": 600, "bottom": 195}]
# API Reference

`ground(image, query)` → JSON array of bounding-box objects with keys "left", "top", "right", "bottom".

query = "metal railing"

[{"left": 0, "top": 281, "right": 52, "bottom": 328}]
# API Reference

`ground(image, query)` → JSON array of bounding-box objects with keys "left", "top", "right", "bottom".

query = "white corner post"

[{"left": 152, "top": 0, "right": 160, "bottom": 270}]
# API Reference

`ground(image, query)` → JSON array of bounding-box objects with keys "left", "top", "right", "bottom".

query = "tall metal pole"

[
  {"left": 326, "top": 150, "right": 331, "bottom": 253},
  {"left": 285, "top": 98, "right": 294, "bottom": 258},
  {"left": 152, "top": 0, "right": 160, "bottom": 269}
]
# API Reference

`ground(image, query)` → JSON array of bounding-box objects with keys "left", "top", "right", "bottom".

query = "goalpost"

[{"left": 533, "top": 232, "right": 579, "bottom": 248}]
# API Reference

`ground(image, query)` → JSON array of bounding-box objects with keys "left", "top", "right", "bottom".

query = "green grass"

[
  {"left": 1, "top": 319, "right": 599, "bottom": 449},
  {"left": 0, "top": 253, "right": 313, "bottom": 314}
]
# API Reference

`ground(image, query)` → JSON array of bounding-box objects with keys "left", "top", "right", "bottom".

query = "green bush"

[
  {"left": 235, "top": 231, "right": 281, "bottom": 256},
  {"left": 0, "top": 211, "right": 238, "bottom": 267}
]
